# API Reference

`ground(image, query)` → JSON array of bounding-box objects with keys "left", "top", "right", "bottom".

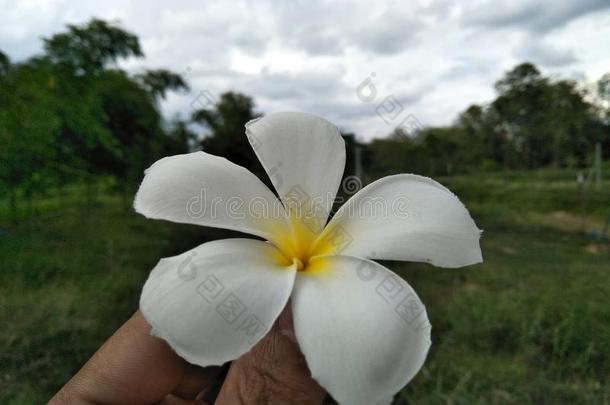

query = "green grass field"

[{"left": 1, "top": 171, "right": 609, "bottom": 404}]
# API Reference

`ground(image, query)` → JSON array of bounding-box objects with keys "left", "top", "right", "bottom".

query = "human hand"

[{"left": 50, "top": 307, "right": 326, "bottom": 404}]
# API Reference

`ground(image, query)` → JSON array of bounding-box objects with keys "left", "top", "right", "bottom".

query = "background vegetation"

[{"left": 1, "top": 19, "right": 609, "bottom": 404}]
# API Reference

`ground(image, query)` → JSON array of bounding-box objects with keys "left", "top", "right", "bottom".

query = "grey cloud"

[
  {"left": 440, "top": 60, "right": 499, "bottom": 80},
  {"left": 516, "top": 41, "right": 578, "bottom": 67},
  {"left": 295, "top": 29, "right": 345, "bottom": 56},
  {"left": 461, "top": 0, "right": 610, "bottom": 33},
  {"left": 181, "top": 66, "right": 349, "bottom": 110},
  {"left": 271, "top": 2, "right": 425, "bottom": 56},
  {"left": 270, "top": 2, "right": 349, "bottom": 55},
  {"left": 243, "top": 67, "right": 348, "bottom": 101},
  {"left": 351, "top": 12, "right": 425, "bottom": 55}
]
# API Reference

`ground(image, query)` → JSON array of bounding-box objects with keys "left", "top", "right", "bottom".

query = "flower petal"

[
  {"left": 246, "top": 112, "right": 345, "bottom": 234},
  {"left": 134, "top": 151, "right": 290, "bottom": 246},
  {"left": 316, "top": 174, "right": 482, "bottom": 268},
  {"left": 140, "top": 238, "right": 296, "bottom": 367},
  {"left": 292, "top": 256, "right": 431, "bottom": 405}
]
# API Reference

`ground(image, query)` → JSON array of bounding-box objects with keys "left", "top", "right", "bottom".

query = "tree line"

[
  {"left": 365, "top": 63, "right": 610, "bottom": 178},
  {"left": 2, "top": 19, "right": 609, "bottom": 222}
]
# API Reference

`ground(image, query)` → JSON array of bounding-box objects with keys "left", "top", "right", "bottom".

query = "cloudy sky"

[{"left": 1, "top": 0, "right": 609, "bottom": 139}]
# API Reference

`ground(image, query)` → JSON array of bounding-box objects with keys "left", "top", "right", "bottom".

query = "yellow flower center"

[{"left": 271, "top": 210, "right": 334, "bottom": 274}]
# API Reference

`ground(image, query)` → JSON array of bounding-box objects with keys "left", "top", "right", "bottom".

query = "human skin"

[{"left": 49, "top": 307, "right": 326, "bottom": 405}]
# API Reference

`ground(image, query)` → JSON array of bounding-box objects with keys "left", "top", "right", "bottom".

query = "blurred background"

[{"left": 1, "top": 0, "right": 609, "bottom": 403}]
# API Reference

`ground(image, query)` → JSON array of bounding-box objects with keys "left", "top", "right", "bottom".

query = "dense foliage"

[{"left": 0, "top": 20, "right": 193, "bottom": 219}]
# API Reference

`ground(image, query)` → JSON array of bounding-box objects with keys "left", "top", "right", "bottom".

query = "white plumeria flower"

[{"left": 134, "top": 111, "right": 482, "bottom": 405}]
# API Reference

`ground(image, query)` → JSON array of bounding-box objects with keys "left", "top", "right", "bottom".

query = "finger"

[
  {"left": 171, "top": 364, "right": 222, "bottom": 399},
  {"left": 155, "top": 393, "right": 205, "bottom": 405},
  {"left": 52, "top": 311, "right": 218, "bottom": 405},
  {"left": 215, "top": 305, "right": 326, "bottom": 405}
]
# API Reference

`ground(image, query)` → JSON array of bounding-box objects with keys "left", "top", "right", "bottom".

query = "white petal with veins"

[
  {"left": 134, "top": 151, "right": 291, "bottom": 246},
  {"left": 140, "top": 238, "right": 296, "bottom": 367},
  {"left": 292, "top": 255, "right": 431, "bottom": 405},
  {"left": 246, "top": 112, "right": 345, "bottom": 234},
  {"left": 318, "top": 174, "right": 482, "bottom": 267}
]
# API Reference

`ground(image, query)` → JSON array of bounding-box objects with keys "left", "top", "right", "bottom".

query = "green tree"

[
  {"left": 0, "top": 50, "right": 9, "bottom": 76},
  {"left": 363, "top": 128, "right": 434, "bottom": 178},
  {"left": 597, "top": 73, "right": 610, "bottom": 124},
  {"left": 40, "top": 19, "right": 146, "bottom": 190},
  {"left": 0, "top": 59, "right": 61, "bottom": 221},
  {"left": 92, "top": 69, "right": 164, "bottom": 200},
  {"left": 43, "top": 19, "right": 143, "bottom": 76},
  {"left": 49, "top": 63, "right": 119, "bottom": 191},
  {"left": 491, "top": 62, "right": 598, "bottom": 168},
  {"left": 158, "top": 118, "right": 197, "bottom": 157},
  {"left": 492, "top": 63, "right": 551, "bottom": 168},
  {"left": 192, "top": 92, "right": 266, "bottom": 179},
  {"left": 41, "top": 19, "right": 186, "bottom": 194},
  {"left": 545, "top": 79, "right": 594, "bottom": 166},
  {"left": 417, "top": 127, "right": 475, "bottom": 175},
  {"left": 135, "top": 69, "right": 189, "bottom": 100},
  {"left": 1, "top": 19, "right": 193, "bottom": 218},
  {"left": 597, "top": 73, "right": 610, "bottom": 103},
  {"left": 458, "top": 104, "right": 512, "bottom": 169}
]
